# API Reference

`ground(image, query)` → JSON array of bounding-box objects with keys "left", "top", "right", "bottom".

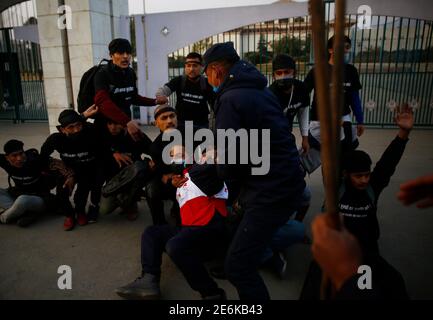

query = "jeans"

[
  {"left": 261, "top": 219, "right": 305, "bottom": 263},
  {"left": 140, "top": 213, "right": 226, "bottom": 297},
  {"left": 145, "top": 177, "right": 177, "bottom": 225},
  {"left": 0, "top": 188, "right": 46, "bottom": 223},
  {"left": 224, "top": 203, "right": 296, "bottom": 300}
]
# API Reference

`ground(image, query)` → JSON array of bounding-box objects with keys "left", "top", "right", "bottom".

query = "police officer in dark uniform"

[{"left": 203, "top": 42, "right": 306, "bottom": 300}]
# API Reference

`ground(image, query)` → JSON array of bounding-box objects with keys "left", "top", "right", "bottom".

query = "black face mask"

[{"left": 275, "top": 78, "right": 294, "bottom": 91}]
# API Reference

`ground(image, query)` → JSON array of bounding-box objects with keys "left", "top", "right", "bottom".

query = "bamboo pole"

[
  {"left": 309, "top": 0, "right": 346, "bottom": 299},
  {"left": 309, "top": 0, "right": 343, "bottom": 230}
]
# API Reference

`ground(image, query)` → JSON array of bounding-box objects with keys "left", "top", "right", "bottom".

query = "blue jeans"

[
  {"left": 261, "top": 219, "right": 305, "bottom": 263},
  {"left": 0, "top": 188, "right": 45, "bottom": 223},
  {"left": 224, "top": 203, "right": 297, "bottom": 300},
  {"left": 140, "top": 212, "right": 226, "bottom": 297}
]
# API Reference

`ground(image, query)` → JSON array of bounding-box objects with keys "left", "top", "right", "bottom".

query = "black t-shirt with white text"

[
  {"left": 304, "top": 63, "right": 362, "bottom": 121},
  {"left": 165, "top": 76, "right": 214, "bottom": 126},
  {"left": 0, "top": 149, "right": 50, "bottom": 195},
  {"left": 40, "top": 124, "right": 105, "bottom": 174},
  {"left": 269, "top": 79, "right": 309, "bottom": 132}
]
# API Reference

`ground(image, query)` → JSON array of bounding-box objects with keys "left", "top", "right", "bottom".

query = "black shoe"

[
  {"left": 202, "top": 288, "right": 227, "bottom": 300},
  {"left": 116, "top": 274, "right": 161, "bottom": 300},
  {"left": 17, "top": 213, "right": 38, "bottom": 227},
  {"left": 87, "top": 205, "right": 99, "bottom": 224},
  {"left": 209, "top": 265, "right": 227, "bottom": 280}
]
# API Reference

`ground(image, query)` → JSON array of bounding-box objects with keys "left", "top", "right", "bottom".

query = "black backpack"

[{"left": 77, "top": 59, "right": 110, "bottom": 113}]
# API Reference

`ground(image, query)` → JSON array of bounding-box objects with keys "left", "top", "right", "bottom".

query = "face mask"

[
  {"left": 170, "top": 158, "right": 186, "bottom": 175},
  {"left": 344, "top": 52, "right": 351, "bottom": 64},
  {"left": 275, "top": 75, "right": 294, "bottom": 91}
]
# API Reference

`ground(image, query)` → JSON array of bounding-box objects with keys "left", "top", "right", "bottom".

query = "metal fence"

[
  {"left": 0, "top": 0, "right": 47, "bottom": 122},
  {"left": 168, "top": 3, "right": 433, "bottom": 128}
]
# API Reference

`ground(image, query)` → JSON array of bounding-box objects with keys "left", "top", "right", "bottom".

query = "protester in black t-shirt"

[
  {"left": 145, "top": 105, "right": 183, "bottom": 225},
  {"left": 301, "top": 104, "right": 413, "bottom": 300},
  {"left": 0, "top": 140, "right": 74, "bottom": 227},
  {"left": 93, "top": 38, "right": 166, "bottom": 141},
  {"left": 304, "top": 35, "right": 364, "bottom": 152},
  {"left": 99, "top": 120, "right": 152, "bottom": 220},
  {"left": 41, "top": 110, "right": 107, "bottom": 230},
  {"left": 156, "top": 52, "right": 215, "bottom": 128},
  {"left": 269, "top": 54, "right": 310, "bottom": 154}
]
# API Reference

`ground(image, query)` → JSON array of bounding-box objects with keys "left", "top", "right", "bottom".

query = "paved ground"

[{"left": 0, "top": 122, "right": 432, "bottom": 300}]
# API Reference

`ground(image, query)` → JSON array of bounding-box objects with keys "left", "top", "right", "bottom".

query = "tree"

[
  {"left": 271, "top": 34, "right": 311, "bottom": 60},
  {"left": 192, "top": 37, "right": 213, "bottom": 54}
]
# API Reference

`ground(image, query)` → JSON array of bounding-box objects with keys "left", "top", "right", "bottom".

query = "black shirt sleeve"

[
  {"left": 165, "top": 76, "right": 181, "bottom": 92},
  {"left": 370, "top": 136, "right": 408, "bottom": 197},
  {"left": 347, "top": 64, "right": 362, "bottom": 91},
  {"left": 297, "top": 81, "right": 310, "bottom": 108},
  {"left": 303, "top": 68, "right": 315, "bottom": 94},
  {"left": 40, "top": 133, "right": 60, "bottom": 162},
  {"left": 189, "top": 164, "right": 224, "bottom": 197}
]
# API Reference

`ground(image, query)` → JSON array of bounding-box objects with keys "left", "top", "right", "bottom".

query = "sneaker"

[
  {"left": 115, "top": 274, "right": 161, "bottom": 300},
  {"left": 17, "top": 213, "right": 38, "bottom": 227},
  {"left": 77, "top": 213, "right": 88, "bottom": 226},
  {"left": 63, "top": 217, "right": 75, "bottom": 231},
  {"left": 87, "top": 205, "right": 99, "bottom": 224},
  {"left": 202, "top": 288, "right": 227, "bottom": 300}
]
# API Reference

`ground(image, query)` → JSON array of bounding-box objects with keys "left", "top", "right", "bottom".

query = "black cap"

[
  {"left": 109, "top": 38, "right": 132, "bottom": 55},
  {"left": 4, "top": 139, "right": 24, "bottom": 155},
  {"left": 203, "top": 42, "right": 240, "bottom": 71},
  {"left": 272, "top": 54, "right": 296, "bottom": 72},
  {"left": 342, "top": 150, "right": 372, "bottom": 173},
  {"left": 58, "top": 109, "right": 83, "bottom": 127}
]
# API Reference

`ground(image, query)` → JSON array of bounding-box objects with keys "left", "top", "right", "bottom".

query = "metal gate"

[
  {"left": 168, "top": 2, "right": 433, "bottom": 128},
  {"left": 0, "top": 0, "right": 47, "bottom": 122}
]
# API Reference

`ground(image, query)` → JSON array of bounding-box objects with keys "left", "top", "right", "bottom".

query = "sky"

[{"left": 127, "top": 0, "right": 279, "bottom": 14}]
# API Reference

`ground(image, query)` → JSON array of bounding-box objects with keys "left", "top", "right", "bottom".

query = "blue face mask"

[
  {"left": 344, "top": 52, "right": 351, "bottom": 64},
  {"left": 212, "top": 86, "right": 220, "bottom": 93}
]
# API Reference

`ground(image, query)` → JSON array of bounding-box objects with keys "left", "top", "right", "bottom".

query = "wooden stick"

[
  {"left": 309, "top": 0, "right": 342, "bottom": 230},
  {"left": 309, "top": 0, "right": 346, "bottom": 299},
  {"left": 330, "top": 0, "right": 346, "bottom": 222}
]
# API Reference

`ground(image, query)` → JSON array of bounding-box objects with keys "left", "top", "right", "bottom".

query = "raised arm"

[{"left": 370, "top": 104, "right": 413, "bottom": 195}]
